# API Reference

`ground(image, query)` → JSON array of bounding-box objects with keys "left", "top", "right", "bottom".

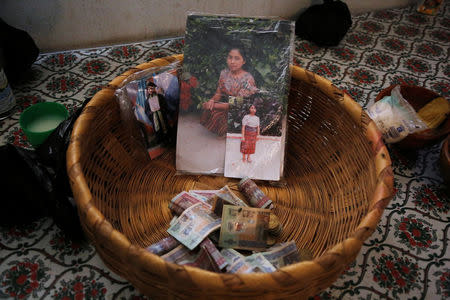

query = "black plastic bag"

[
  {"left": 295, "top": 0, "right": 352, "bottom": 47},
  {"left": 0, "top": 144, "right": 51, "bottom": 225},
  {"left": 0, "top": 99, "right": 90, "bottom": 240},
  {"left": 36, "top": 99, "right": 91, "bottom": 240}
]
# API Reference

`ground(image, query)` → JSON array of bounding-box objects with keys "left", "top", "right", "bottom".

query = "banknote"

[
  {"left": 227, "top": 257, "right": 254, "bottom": 273},
  {"left": 161, "top": 244, "right": 196, "bottom": 263},
  {"left": 217, "top": 185, "right": 248, "bottom": 207},
  {"left": 260, "top": 241, "right": 301, "bottom": 269},
  {"left": 219, "top": 205, "right": 270, "bottom": 251},
  {"left": 239, "top": 177, "right": 273, "bottom": 209},
  {"left": 189, "top": 190, "right": 220, "bottom": 205},
  {"left": 170, "top": 216, "right": 178, "bottom": 226},
  {"left": 267, "top": 243, "right": 313, "bottom": 262},
  {"left": 178, "top": 248, "right": 216, "bottom": 271},
  {"left": 200, "top": 238, "right": 228, "bottom": 270},
  {"left": 221, "top": 249, "right": 275, "bottom": 273},
  {"left": 188, "top": 192, "right": 213, "bottom": 205},
  {"left": 245, "top": 253, "right": 276, "bottom": 273},
  {"left": 161, "top": 244, "right": 216, "bottom": 271},
  {"left": 146, "top": 236, "right": 180, "bottom": 255},
  {"left": 188, "top": 192, "right": 215, "bottom": 207},
  {"left": 168, "top": 203, "right": 221, "bottom": 250},
  {"left": 221, "top": 249, "right": 253, "bottom": 273},
  {"left": 220, "top": 248, "right": 245, "bottom": 265},
  {"left": 168, "top": 191, "right": 211, "bottom": 215},
  {"left": 211, "top": 186, "right": 248, "bottom": 216}
]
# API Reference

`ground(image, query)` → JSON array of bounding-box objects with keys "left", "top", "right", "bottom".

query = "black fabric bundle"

[{"left": 295, "top": 0, "right": 352, "bottom": 47}]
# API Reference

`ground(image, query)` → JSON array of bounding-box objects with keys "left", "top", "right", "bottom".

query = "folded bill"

[
  {"left": 161, "top": 244, "right": 195, "bottom": 263},
  {"left": 189, "top": 189, "right": 220, "bottom": 204},
  {"left": 221, "top": 248, "right": 276, "bottom": 273},
  {"left": 220, "top": 248, "right": 244, "bottom": 265},
  {"left": 260, "top": 241, "right": 302, "bottom": 269},
  {"left": 210, "top": 185, "right": 248, "bottom": 216},
  {"left": 178, "top": 248, "right": 216, "bottom": 271},
  {"left": 219, "top": 205, "right": 270, "bottom": 251},
  {"left": 245, "top": 253, "right": 276, "bottom": 273},
  {"left": 188, "top": 192, "right": 213, "bottom": 205},
  {"left": 239, "top": 177, "right": 273, "bottom": 209},
  {"left": 146, "top": 236, "right": 180, "bottom": 255},
  {"left": 217, "top": 185, "right": 248, "bottom": 207},
  {"left": 200, "top": 238, "right": 228, "bottom": 271},
  {"left": 169, "top": 191, "right": 212, "bottom": 215},
  {"left": 227, "top": 257, "right": 254, "bottom": 274},
  {"left": 221, "top": 248, "right": 253, "bottom": 274},
  {"left": 162, "top": 244, "right": 216, "bottom": 271},
  {"left": 168, "top": 203, "right": 221, "bottom": 250}
]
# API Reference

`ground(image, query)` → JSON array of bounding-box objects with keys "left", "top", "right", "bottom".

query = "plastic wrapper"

[
  {"left": 175, "top": 13, "right": 294, "bottom": 181},
  {"left": 115, "top": 61, "right": 181, "bottom": 159},
  {"left": 367, "top": 85, "right": 428, "bottom": 144}
]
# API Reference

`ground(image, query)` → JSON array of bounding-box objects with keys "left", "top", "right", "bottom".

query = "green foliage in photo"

[{"left": 182, "top": 15, "right": 294, "bottom": 135}]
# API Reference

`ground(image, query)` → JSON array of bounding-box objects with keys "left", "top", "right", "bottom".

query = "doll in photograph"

[
  {"left": 201, "top": 45, "right": 258, "bottom": 136},
  {"left": 132, "top": 88, "right": 153, "bottom": 135},
  {"left": 240, "top": 105, "right": 260, "bottom": 163},
  {"left": 145, "top": 81, "right": 168, "bottom": 142}
]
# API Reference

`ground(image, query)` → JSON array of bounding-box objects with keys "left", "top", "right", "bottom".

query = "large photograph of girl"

[{"left": 176, "top": 14, "right": 294, "bottom": 179}]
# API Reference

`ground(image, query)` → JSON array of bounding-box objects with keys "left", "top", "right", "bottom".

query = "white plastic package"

[{"left": 367, "top": 85, "right": 428, "bottom": 143}]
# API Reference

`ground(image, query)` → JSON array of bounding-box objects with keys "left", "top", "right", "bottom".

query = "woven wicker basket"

[{"left": 67, "top": 54, "right": 393, "bottom": 299}]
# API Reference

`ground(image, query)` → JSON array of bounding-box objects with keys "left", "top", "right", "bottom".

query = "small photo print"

[
  {"left": 123, "top": 68, "right": 180, "bottom": 159},
  {"left": 224, "top": 105, "right": 285, "bottom": 181},
  {"left": 176, "top": 14, "right": 294, "bottom": 179}
]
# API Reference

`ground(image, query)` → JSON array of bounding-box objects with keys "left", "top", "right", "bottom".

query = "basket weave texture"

[{"left": 67, "top": 55, "right": 393, "bottom": 299}]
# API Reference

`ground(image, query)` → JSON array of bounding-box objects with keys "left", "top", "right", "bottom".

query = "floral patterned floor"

[{"left": 1, "top": 2, "right": 449, "bottom": 300}]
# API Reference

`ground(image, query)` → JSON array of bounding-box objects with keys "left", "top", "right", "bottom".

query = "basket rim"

[{"left": 67, "top": 54, "right": 393, "bottom": 293}]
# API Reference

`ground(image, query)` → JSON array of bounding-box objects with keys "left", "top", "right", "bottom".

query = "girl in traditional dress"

[
  {"left": 201, "top": 46, "right": 258, "bottom": 136},
  {"left": 240, "top": 105, "right": 260, "bottom": 163}
]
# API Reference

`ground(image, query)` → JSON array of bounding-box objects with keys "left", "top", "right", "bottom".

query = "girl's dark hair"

[{"left": 227, "top": 45, "right": 248, "bottom": 63}]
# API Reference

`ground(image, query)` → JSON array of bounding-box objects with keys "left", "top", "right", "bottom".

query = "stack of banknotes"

[{"left": 146, "top": 179, "right": 312, "bottom": 273}]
